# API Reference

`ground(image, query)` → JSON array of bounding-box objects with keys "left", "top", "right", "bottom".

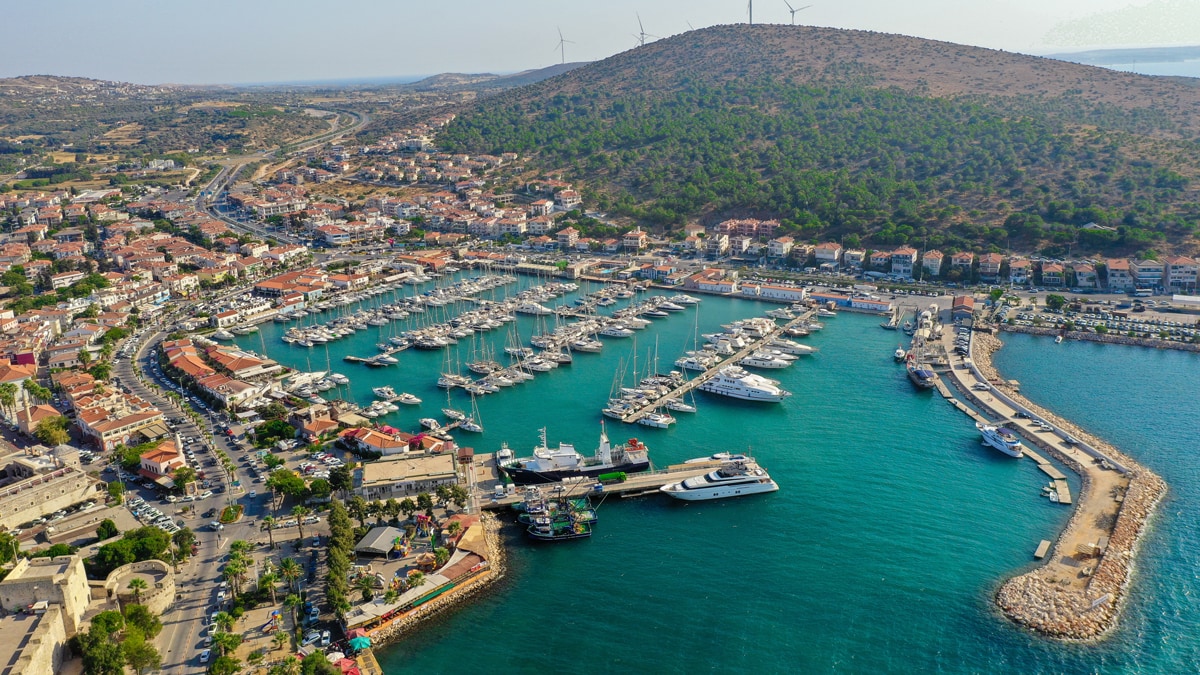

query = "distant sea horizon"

[{"left": 1043, "top": 44, "right": 1200, "bottom": 78}]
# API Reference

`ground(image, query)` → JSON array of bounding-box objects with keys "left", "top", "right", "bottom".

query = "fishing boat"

[
  {"left": 526, "top": 516, "right": 593, "bottom": 542},
  {"left": 894, "top": 346, "right": 907, "bottom": 362},
  {"left": 498, "top": 426, "right": 650, "bottom": 486}
]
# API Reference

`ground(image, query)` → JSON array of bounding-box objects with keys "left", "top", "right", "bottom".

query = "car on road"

[
  {"left": 302, "top": 631, "right": 321, "bottom": 646},
  {"left": 202, "top": 508, "right": 217, "bottom": 518},
  {"left": 200, "top": 649, "right": 211, "bottom": 663},
  {"left": 199, "top": 490, "right": 214, "bottom": 499}
]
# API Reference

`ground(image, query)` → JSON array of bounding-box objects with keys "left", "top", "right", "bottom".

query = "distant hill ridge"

[{"left": 438, "top": 25, "right": 1200, "bottom": 256}]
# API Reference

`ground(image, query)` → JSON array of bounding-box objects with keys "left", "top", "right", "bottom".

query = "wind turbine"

[
  {"left": 748, "top": 0, "right": 753, "bottom": 24},
  {"left": 784, "top": 1, "right": 811, "bottom": 25},
  {"left": 633, "top": 13, "right": 658, "bottom": 47},
  {"left": 554, "top": 27, "right": 574, "bottom": 65}
]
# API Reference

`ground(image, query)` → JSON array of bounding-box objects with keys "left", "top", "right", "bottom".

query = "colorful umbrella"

[{"left": 348, "top": 636, "right": 372, "bottom": 650}]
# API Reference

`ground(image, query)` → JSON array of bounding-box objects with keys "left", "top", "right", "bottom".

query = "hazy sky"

[{"left": 3, "top": 0, "right": 1196, "bottom": 84}]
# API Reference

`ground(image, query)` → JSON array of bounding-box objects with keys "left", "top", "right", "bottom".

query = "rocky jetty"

[{"left": 976, "top": 332, "right": 1167, "bottom": 641}]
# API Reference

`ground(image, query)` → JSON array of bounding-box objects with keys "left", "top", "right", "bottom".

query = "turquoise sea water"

[{"left": 234, "top": 279, "right": 1200, "bottom": 673}]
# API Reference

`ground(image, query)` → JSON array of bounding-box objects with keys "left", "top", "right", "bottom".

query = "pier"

[
  {"left": 468, "top": 453, "right": 731, "bottom": 509},
  {"left": 616, "top": 311, "right": 815, "bottom": 424}
]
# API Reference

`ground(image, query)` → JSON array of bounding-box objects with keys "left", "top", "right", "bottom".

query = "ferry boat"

[
  {"left": 906, "top": 361, "right": 937, "bottom": 389},
  {"left": 498, "top": 426, "right": 650, "bottom": 486},
  {"left": 976, "top": 422, "right": 1025, "bottom": 458},
  {"left": 697, "top": 366, "right": 791, "bottom": 402},
  {"left": 660, "top": 460, "right": 779, "bottom": 501}
]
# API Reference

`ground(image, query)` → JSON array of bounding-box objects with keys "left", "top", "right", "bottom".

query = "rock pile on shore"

[
  {"left": 999, "top": 324, "right": 1200, "bottom": 353},
  {"left": 367, "top": 512, "right": 508, "bottom": 645},
  {"left": 977, "top": 333, "right": 1167, "bottom": 641}
]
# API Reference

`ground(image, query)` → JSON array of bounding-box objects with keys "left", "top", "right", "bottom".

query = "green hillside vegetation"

[{"left": 438, "top": 26, "right": 1200, "bottom": 256}]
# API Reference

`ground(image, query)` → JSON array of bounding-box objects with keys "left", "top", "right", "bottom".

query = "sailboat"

[{"left": 442, "top": 379, "right": 466, "bottom": 421}]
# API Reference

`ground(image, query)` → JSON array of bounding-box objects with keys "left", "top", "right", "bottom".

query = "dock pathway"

[{"left": 618, "top": 311, "right": 815, "bottom": 424}]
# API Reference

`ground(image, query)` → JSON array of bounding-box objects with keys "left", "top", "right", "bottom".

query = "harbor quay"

[{"left": 935, "top": 325, "right": 1166, "bottom": 640}]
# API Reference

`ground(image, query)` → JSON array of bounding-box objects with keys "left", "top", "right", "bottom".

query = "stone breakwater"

[
  {"left": 975, "top": 332, "right": 1168, "bottom": 641},
  {"left": 366, "top": 512, "right": 508, "bottom": 646},
  {"left": 999, "top": 324, "right": 1200, "bottom": 352}
]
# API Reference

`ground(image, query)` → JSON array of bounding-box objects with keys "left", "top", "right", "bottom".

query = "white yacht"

[
  {"left": 669, "top": 294, "right": 701, "bottom": 305},
  {"left": 660, "top": 460, "right": 779, "bottom": 501},
  {"left": 514, "top": 302, "right": 552, "bottom": 316},
  {"left": 212, "top": 330, "right": 236, "bottom": 341},
  {"left": 636, "top": 410, "right": 676, "bottom": 428},
  {"left": 739, "top": 352, "right": 792, "bottom": 369},
  {"left": 664, "top": 398, "right": 697, "bottom": 413},
  {"left": 420, "top": 418, "right": 442, "bottom": 430},
  {"left": 698, "top": 366, "right": 791, "bottom": 402},
  {"left": 976, "top": 423, "right": 1025, "bottom": 458},
  {"left": 373, "top": 386, "right": 397, "bottom": 398},
  {"left": 600, "top": 325, "right": 634, "bottom": 338},
  {"left": 768, "top": 339, "right": 816, "bottom": 355},
  {"left": 396, "top": 393, "right": 422, "bottom": 405}
]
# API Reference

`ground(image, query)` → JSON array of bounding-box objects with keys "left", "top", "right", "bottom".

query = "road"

[{"left": 195, "top": 108, "right": 370, "bottom": 245}]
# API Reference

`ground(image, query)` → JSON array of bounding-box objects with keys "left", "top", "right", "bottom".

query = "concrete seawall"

[{"left": 1000, "top": 324, "right": 1200, "bottom": 352}]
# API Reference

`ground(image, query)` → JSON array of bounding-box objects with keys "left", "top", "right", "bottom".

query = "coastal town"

[{"left": 0, "top": 31, "right": 1198, "bottom": 675}]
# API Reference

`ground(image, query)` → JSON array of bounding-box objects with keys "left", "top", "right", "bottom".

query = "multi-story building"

[
  {"left": 1105, "top": 258, "right": 1134, "bottom": 291},
  {"left": 767, "top": 236, "right": 794, "bottom": 259},
  {"left": 1163, "top": 256, "right": 1197, "bottom": 291},
  {"left": 1040, "top": 262, "right": 1064, "bottom": 287},
  {"left": 978, "top": 253, "right": 1003, "bottom": 282},
  {"left": 950, "top": 251, "right": 974, "bottom": 276},
  {"left": 813, "top": 242, "right": 842, "bottom": 265},
  {"left": 1071, "top": 263, "right": 1097, "bottom": 289},
  {"left": 1129, "top": 258, "right": 1164, "bottom": 289},
  {"left": 705, "top": 233, "right": 729, "bottom": 258},
  {"left": 1009, "top": 258, "right": 1031, "bottom": 285},
  {"left": 0, "top": 450, "right": 103, "bottom": 531},
  {"left": 920, "top": 250, "right": 944, "bottom": 278},
  {"left": 890, "top": 247, "right": 918, "bottom": 279},
  {"left": 353, "top": 454, "right": 458, "bottom": 501}
]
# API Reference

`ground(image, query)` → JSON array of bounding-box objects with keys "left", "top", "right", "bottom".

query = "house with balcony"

[
  {"left": 1105, "top": 258, "right": 1133, "bottom": 291},
  {"left": 1129, "top": 258, "right": 1164, "bottom": 289},
  {"left": 767, "top": 236, "right": 794, "bottom": 259},
  {"left": 920, "top": 250, "right": 944, "bottom": 278},
  {"left": 1070, "top": 263, "right": 1097, "bottom": 289},
  {"left": 950, "top": 251, "right": 974, "bottom": 277},
  {"left": 1040, "top": 262, "right": 1064, "bottom": 287},
  {"left": 890, "top": 247, "right": 918, "bottom": 279},
  {"left": 978, "top": 253, "right": 1003, "bottom": 282},
  {"left": 1163, "top": 255, "right": 1198, "bottom": 291},
  {"left": 1009, "top": 258, "right": 1031, "bottom": 285}
]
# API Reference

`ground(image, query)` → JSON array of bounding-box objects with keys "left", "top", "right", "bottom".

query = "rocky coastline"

[
  {"left": 999, "top": 323, "right": 1200, "bottom": 352},
  {"left": 974, "top": 332, "right": 1168, "bottom": 641}
]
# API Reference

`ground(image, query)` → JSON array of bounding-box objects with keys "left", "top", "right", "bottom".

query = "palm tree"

[
  {"left": 271, "top": 631, "right": 289, "bottom": 653},
  {"left": 354, "top": 574, "right": 376, "bottom": 603},
  {"left": 0, "top": 382, "right": 16, "bottom": 421},
  {"left": 270, "top": 657, "right": 302, "bottom": 675},
  {"left": 407, "top": 571, "right": 425, "bottom": 589},
  {"left": 223, "top": 561, "right": 246, "bottom": 597},
  {"left": 292, "top": 505, "right": 310, "bottom": 544},
  {"left": 126, "top": 577, "right": 148, "bottom": 604},
  {"left": 229, "top": 539, "right": 252, "bottom": 557},
  {"left": 278, "top": 557, "right": 302, "bottom": 593},
  {"left": 260, "top": 569, "right": 279, "bottom": 605},
  {"left": 263, "top": 516, "right": 277, "bottom": 549},
  {"left": 211, "top": 631, "right": 242, "bottom": 658},
  {"left": 447, "top": 520, "right": 463, "bottom": 537},
  {"left": 214, "top": 611, "right": 235, "bottom": 634},
  {"left": 348, "top": 496, "right": 368, "bottom": 528},
  {"left": 283, "top": 593, "right": 303, "bottom": 633}
]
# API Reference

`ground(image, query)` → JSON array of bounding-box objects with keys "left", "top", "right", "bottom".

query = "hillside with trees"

[{"left": 437, "top": 25, "right": 1200, "bottom": 257}]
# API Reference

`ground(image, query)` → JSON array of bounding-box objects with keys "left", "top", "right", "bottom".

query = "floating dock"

[{"left": 1034, "top": 540, "right": 1052, "bottom": 559}]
